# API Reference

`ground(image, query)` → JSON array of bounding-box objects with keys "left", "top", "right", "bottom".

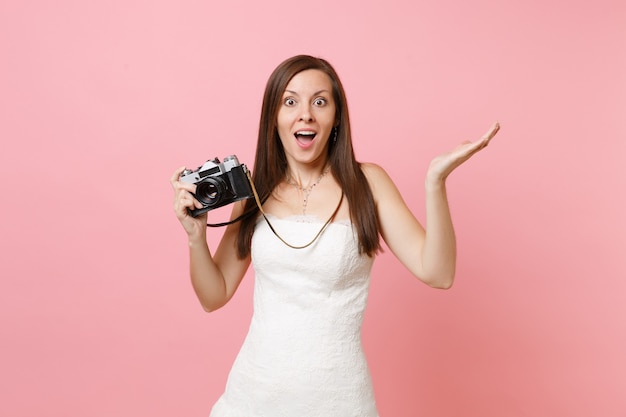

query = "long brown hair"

[{"left": 236, "top": 55, "right": 381, "bottom": 258}]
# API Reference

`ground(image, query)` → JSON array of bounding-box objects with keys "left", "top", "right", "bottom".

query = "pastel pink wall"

[{"left": 1, "top": 0, "right": 624, "bottom": 416}]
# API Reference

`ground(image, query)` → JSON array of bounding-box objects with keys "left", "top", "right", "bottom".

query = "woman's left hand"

[{"left": 426, "top": 122, "right": 500, "bottom": 185}]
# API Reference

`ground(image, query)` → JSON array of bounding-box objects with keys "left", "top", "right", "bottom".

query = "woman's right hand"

[{"left": 170, "top": 166, "right": 208, "bottom": 240}]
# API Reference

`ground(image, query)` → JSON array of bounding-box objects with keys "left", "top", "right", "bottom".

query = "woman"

[{"left": 171, "top": 55, "right": 500, "bottom": 416}]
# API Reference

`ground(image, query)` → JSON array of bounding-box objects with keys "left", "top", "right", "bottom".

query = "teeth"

[{"left": 296, "top": 131, "right": 316, "bottom": 136}]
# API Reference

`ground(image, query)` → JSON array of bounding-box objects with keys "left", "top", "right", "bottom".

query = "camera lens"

[{"left": 196, "top": 178, "right": 226, "bottom": 206}]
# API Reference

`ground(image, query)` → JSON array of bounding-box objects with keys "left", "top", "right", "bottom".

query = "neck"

[
  {"left": 285, "top": 163, "right": 331, "bottom": 216},
  {"left": 285, "top": 161, "right": 330, "bottom": 190}
]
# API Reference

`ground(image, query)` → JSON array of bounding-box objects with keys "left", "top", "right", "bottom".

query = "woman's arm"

[
  {"left": 366, "top": 122, "right": 500, "bottom": 289},
  {"left": 171, "top": 167, "right": 251, "bottom": 312}
]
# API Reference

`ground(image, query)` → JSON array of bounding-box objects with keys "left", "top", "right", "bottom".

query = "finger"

[
  {"left": 467, "top": 122, "right": 500, "bottom": 155},
  {"left": 170, "top": 166, "right": 187, "bottom": 187},
  {"left": 453, "top": 139, "right": 484, "bottom": 158},
  {"left": 177, "top": 189, "right": 204, "bottom": 211},
  {"left": 481, "top": 122, "right": 500, "bottom": 145},
  {"left": 171, "top": 175, "right": 198, "bottom": 194},
  {"left": 174, "top": 189, "right": 190, "bottom": 208}
]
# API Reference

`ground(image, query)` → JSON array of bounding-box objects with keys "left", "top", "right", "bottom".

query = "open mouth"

[{"left": 294, "top": 130, "right": 317, "bottom": 146}]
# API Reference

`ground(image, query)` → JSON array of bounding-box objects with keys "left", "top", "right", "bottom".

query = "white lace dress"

[{"left": 209, "top": 215, "right": 379, "bottom": 417}]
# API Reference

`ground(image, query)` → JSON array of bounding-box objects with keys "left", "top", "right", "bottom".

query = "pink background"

[{"left": 1, "top": 0, "right": 625, "bottom": 416}]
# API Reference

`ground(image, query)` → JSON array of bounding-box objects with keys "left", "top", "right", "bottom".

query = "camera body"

[{"left": 180, "top": 155, "right": 253, "bottom": 217}]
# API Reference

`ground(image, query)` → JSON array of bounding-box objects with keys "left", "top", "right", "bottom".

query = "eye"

[
  {"left": 284, "top": 97, "right": 296, "bottom": 106},
  {"left": 313, "top": 98, "right": 327, "bottom": 106}
]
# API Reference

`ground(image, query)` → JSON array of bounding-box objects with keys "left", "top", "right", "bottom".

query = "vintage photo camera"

[{"left": 180, "top": 155, "right": 254, "bottom": 217}]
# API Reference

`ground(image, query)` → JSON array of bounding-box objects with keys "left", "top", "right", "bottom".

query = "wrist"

[
  {"left": 424, "top": 175, "right": 447, "bottom": 192},
  {"left": 187, "top": 233, "right": 208, "bottom": 248}
]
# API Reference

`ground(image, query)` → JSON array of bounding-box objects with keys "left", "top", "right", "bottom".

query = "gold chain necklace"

[
  {"left": 246, "top": 170, "right": 343, "bottom": 250},
  {"left": 285, "top": 166, "right": 331, "bottom": 215}
]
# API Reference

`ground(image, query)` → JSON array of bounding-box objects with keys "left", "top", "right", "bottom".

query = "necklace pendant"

[{"left": 286, "top": 166, "right": 331, "bottom": 216}]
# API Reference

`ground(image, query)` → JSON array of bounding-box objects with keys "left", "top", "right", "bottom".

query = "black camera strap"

[{"left": 206, "top": 203, "right": 262, "bottom": 228}]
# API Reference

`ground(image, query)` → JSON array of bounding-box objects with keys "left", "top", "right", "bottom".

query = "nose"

[{"left": 299, "top": 104, "right": 314, "bottom": 122}]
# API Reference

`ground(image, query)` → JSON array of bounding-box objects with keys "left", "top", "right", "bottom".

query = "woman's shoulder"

[
  {"left": 359, "top": 162, "right": 400, "bottom": 200},
  {"left": 359, "top": 162, "right": 393, "bottom": 185}
]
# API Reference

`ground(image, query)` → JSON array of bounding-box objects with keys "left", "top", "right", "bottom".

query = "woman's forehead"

[{"left": 284, "top": 69, "right": 333, "bottom": 94}]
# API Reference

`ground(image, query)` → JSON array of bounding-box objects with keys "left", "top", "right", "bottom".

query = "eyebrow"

[{"left": 283, "top": 89, "right": 331, "bottom": 96}]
